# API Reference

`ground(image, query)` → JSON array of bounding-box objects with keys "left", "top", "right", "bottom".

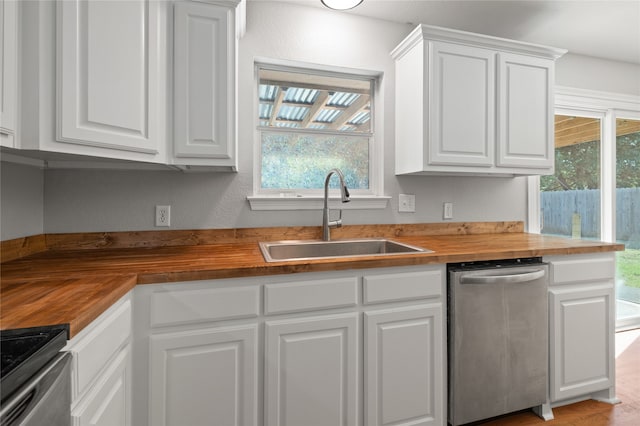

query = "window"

[
  {"left": 528, "top": 87, "right": 640, "bottom": 330},
  {"left": 249, "top": 62, "right": 387, "bottom": 210},
  {"left": 540, "top": 113, "right": 602, "bottom": 240},
  {"left": 615, "top": 117, "right": 640, "bottom": 330}
]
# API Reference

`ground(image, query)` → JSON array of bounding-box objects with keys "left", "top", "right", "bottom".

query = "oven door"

[{"left": 0, "top": 352, "right": 71, "bottom": 426}]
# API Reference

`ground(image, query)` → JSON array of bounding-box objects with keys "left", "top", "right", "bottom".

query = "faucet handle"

[{"left": 336, "top": 209, "right": 343, "bottom": 228}]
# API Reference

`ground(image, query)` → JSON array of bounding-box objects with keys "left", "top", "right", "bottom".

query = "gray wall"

[
  {"left": 2, "top": 2, "right": 638, "bottom": 239},
  {"left": 556, "top": 53, "right": 640, "bottom": 96},
  {"left": 41, "top": 3, "right": 527, "bottom": 234},
  {"left": 1, "top": 162, "right": 44, "bottom": 240}
]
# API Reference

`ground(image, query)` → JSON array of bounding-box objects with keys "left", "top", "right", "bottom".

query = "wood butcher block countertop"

[{"left": 0, "top": 222, "right": 624, "bottom": 338}]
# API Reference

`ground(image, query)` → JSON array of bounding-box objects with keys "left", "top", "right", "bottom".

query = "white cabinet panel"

[
  {"left": 69, "top": 296, "right": 132, "bottom": 399},
  {"left": 57, "top": 0, "right": 162, "bottom": 154},
  {"left": 150, "top": 284, "right": 259, "bottom": 327},
  {"left": 1, "top": 0, "right": 17, "bottom": 147},
  {"left": 363, "top": 268, "right": 443, "bottom": 304},
  {"left": 429, "top": 42, "right": 495, "bottom": 167},
  {"left": 265, "top": 313, "right": 359, "bottom": 426},
  {"left": 72, "top": 345, "right": 131, "bottom": 426},
  {"left": 497, "top": 53, "right": 554, "bottom": 169},
  {"left": 551, "top": 254, "right": 616, "bottom": 284},
  {"left": 549, "top": 284, "right": 614, "bottom": 401},
  {"left": 365, "top": 304, "right": 444, "bottom": 426},
  {"left": 173, "top": 0, "right": 237, "bottom": 169},
  {"left": 67, "top": 292, "right": 133, "bottom": 426},
  {"left": 149, "top": 324, "right": 258, "bottom": 426},
  {"left": 264, "top": 276, "right": 358, "bottom": 315}
]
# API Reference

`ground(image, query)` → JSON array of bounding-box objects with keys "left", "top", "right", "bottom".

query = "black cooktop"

[{"left": 0, "top": 324, "right": 69, "bottom": 403}]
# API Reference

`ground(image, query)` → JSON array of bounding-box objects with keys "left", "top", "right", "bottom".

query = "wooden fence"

[{"left": 541, "top": 188, "right": 639, "bottom": 247}]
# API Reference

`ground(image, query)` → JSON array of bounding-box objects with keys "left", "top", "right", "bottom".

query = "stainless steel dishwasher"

[{"left": 447, "top": 258, "right": 549, "bottom": 425}]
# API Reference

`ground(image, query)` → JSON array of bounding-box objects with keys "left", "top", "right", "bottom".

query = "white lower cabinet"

[
  {"left": 133, "top": 265, "right": 447, "bottom": 426},
  {"left": 66, "top": 292, "right": 133, "bottom": 426},
  {"left": 71, "top": 345, "right": 131, "bottom": 426},
  {"left": 365, "top": 304, "right": 444, "bottom": 426},
  {"left": 265, "top": 313, "right": 359, "bottom": 426},
  {"left": 545, "top": 253, "right": 616, "bottom": 404},
  {"left": 149, "top": 325, "right": 258, "bottom": 426}
]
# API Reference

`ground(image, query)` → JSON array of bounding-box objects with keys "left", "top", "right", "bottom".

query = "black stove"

[{"left": 0, "top": 324, "right": 69, "bottom": 403}]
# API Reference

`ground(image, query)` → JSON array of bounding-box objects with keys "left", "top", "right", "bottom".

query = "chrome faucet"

[{"left": 322, "top": 169, "right": 350, "bottom": 241}]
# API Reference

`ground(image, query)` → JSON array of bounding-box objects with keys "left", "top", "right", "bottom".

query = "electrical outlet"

[
  {"left": 155, "top": 205, "right": 171, "bottom": 227},
  {"left": 399, "top": 194, "right": 416, "bottom": 213},
  {"left": 443, "top": 202, "right": 453, "bottom": 220}
]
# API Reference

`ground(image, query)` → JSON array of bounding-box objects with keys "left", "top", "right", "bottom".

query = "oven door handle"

[{"left": 459, "top": 269, "right": 546, "bottom": 284}]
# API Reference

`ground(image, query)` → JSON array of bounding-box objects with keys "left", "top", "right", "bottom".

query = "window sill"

[{"left": 247, "top": 195, "right": 391, "bottom": 211}]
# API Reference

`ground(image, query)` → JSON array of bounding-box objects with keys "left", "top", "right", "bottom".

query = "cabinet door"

[
  {"left": 549, "top": 284, "right": 614, "bottom": 401},
  {"left": 57, "top": 0, "right": 162, "bottom": 154},
  {"left": 365, "top": 304, "right": 444, "bottom": 426},
  {"left": 72, "top": 345, "right": 131, "bottom": 426},
  {"left": 265, "top": 313, "right": 359, "bottom": 426},
  {"left": 149, "top": 325, "right": 258, "bottom": 426},
  {"left": 1, "top": 0, "right": 17, "bottom": 147},
  {"left": 497, "top": 53, "right": 554, "bottom": 170},
  {"left": 173, "top": 1, "right": 236, "bottom": 168},
  {"left": 429, "top": 41, "right": 495, "bottom": 167}
]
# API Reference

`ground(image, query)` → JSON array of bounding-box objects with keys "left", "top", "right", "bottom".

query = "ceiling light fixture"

[{"left": 321, "top": 0, "right": 364, "bottom": 11}]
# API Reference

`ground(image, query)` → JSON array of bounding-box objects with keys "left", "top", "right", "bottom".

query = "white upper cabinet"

[
  {"left": 392, "top": 24, "right": 566, "bottom": 176},
  {"left": 57, "top": 0, "right": 164, "bottom": 156},
  {"left": 13, "top": 0, "right": 243, "bottom": 169},
  {"left": 172, "top": 0, "right": 240, "bottom": 170},
  {"left": 429, "top": 42, "right": 496, "bottom": 167},
  {"left": 1, "top": 0, "right": 18, "bottom": 148},
  {"left": 497, "top": 53, "right": 554, "bottom": 169},
  {"left": 19, "top": 0, "right": 168, "bottom": 163}
]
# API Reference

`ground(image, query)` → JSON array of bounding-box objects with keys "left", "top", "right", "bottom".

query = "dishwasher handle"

[{"left": 459, "top": 268, "right": 545, "bottom": 285}]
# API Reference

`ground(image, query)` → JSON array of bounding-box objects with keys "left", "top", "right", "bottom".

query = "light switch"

[{"left": 443, "top": 202, "right": 453, "bottom": 220}]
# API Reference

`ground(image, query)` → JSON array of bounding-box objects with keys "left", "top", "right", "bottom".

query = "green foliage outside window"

[
  {"left": 541, "top": 132, "right": 639, "bottom": 191},
  {"left": 261, "top": 132, "right": 369, "bottom": 190},
  {"left": 616, "top": 133, "right": 640, "bottom": 188}
]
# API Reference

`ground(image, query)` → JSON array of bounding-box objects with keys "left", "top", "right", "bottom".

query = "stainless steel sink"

[{"left": 259, "top": 239, "right": 431, "bottom": 262}]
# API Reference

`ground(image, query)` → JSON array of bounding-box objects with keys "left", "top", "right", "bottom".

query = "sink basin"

[{"left": 259, "top": 239, "right": 430, "bottom": 262}]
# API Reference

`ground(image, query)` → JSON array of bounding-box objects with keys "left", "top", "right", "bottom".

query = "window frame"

[
  {"left": 248, "top": 59, "right": 389, "bottom": 211},
  {"left": 527, "top": 86, "right": 640, "bottom": 238}
]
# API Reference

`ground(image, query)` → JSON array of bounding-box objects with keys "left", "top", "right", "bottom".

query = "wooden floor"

[{"left": 481, "top": 329, "right": 640, "bottom": 425}]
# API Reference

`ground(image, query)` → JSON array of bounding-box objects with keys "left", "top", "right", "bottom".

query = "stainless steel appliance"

[
  {"left": 1, "top": 325, "right": 71, "bottom": 426},
  {"left": 448, "top": 258, "right": 548, "bottom": 425}
]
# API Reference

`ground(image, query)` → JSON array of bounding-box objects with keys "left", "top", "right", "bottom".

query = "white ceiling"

[{"left": 257, "top": 0, "right": 640, "bottom": 64}]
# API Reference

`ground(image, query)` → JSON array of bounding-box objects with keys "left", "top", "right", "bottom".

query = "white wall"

[
  {"left": 1, "top": 162, "right": 44, "bottom": 240},
  {"left": 39, "top": 2, "right": 527, "bottom": 234},
  {"left": 556, "top": 53, "right": 640, "bottom": 96},
  {"left": 5, "top": 2, "right": 638, "bottom": 238}
]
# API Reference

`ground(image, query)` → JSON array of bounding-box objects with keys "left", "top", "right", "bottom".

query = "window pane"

[
  {"left": 258, "top": 68, "right": 372, "bottom": 134},
  {"left": 541, "top": 115, "right": 601, "bottom": 240},
  {"left": 615, "top": 118, "right": 640, "bottom": 327},
  {"left": 261, "top": 131, "right": 369, "bottom": 190}
]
